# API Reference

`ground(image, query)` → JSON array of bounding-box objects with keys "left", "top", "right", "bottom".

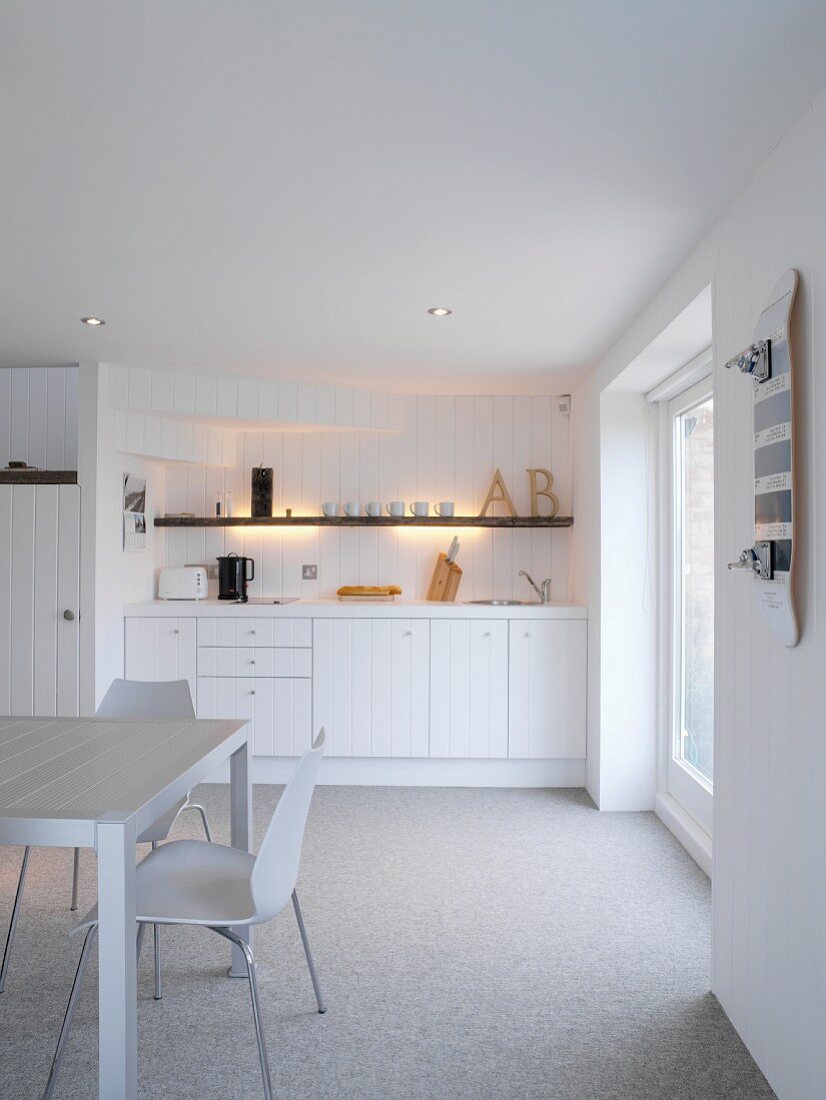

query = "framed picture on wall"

[{"left": 123, "top": 473, "right": 147, "bottom": 551}]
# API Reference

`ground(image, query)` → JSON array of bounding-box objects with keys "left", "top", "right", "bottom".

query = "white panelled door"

[
  {"left": 508, "top": 620, "right": 586, "bottom": 758},
  {"left": 430, "top": 619, "right": 508, "bottom": 757},
  {"left": 0, "top": 483, "right": 80, "bottom": 717},
  {"left": 313, "top": 618, "right": 430, "bottom": 757}
]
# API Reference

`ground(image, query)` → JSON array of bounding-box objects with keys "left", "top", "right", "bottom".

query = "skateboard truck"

[
  {"left": 727, "top": 541, "right": 773, "bottom": 581},
  {"left": 725, "top": 339, "right": 771, "bottom": 383}
]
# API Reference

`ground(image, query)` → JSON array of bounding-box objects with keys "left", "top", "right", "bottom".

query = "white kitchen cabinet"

[
  {"left": 430, "top": 620, "right": 508, "bottom": 758},
  {"left": 313, "top": 618, "right": 430, "bottom": 757},
  {"left": 197, "top": 646, "right": 312, "bottom": 678},
  {"left": 196, "top": 617, "right": 311, "bottom": 648},
  {"left": 508, "top": 620, "right": 587, "bottom": 758},
  {"left": 196, "top": 676, "right": 311, "bottom": 757},
  {"left": 124, "top": 616, "right": 197, "bottom": 702}
]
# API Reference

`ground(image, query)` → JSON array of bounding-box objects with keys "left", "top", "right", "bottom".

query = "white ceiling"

[{"left": 1, "top": 1, "right": 825, "bottom": 393}]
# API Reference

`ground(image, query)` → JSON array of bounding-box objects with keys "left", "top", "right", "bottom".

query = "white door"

[
  {"left": 430, "top": 619, "right": 508, "bottom": 758},
  {"left": 508, "top": 620, "right": 587, "bottom": 758},
  {"left": 313, "top": 618, "right": 430, "bottom": 757},
  {"left": 0, "top": 483, "right": 80, "bottom": 716}
]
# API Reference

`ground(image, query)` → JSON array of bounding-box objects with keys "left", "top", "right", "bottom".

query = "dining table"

[{"left": 0, "top": 714, "right": 250, "bottom": 1099}]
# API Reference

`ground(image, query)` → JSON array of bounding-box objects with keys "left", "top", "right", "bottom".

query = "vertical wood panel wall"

[
  {"left": 0, "top": 366, "right": 79, "bottom": 469},
  {"left": 164, "top": 394, "right": 571, "bottom": 602}
]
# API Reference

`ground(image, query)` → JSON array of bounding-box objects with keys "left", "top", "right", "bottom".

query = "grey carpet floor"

[{"left": 0, "top": 786, "right": 775, "bottom": 1100}]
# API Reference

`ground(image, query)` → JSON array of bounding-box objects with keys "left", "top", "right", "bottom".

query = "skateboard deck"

[{"left": 749, "top": 269, "right": 799, "bottom": 646}]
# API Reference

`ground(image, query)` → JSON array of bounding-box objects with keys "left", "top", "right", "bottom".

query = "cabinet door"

[
  {"left": 125, "top": 617, "right": 197, "bottom": 703},
  {"left": 250, "top": 678, "right": 313, "bottom": 757},
  {"left": 508, "top": 620, "right": 586, "bottom": 758},
  {"left": 430, "top": 620, "right": 508, "bottom": 758},
  {"left": 313, "top": 619, "right": 429, "bottom": 757}
]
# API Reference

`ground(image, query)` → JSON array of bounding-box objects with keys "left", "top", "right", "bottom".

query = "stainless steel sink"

[{"left": 465, "top": 599, "right": 532, "bottom": 606}]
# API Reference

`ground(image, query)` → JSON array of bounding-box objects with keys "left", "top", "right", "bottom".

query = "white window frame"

[{"left": 654, "top": 351, "right": 714, "bottom": 843}]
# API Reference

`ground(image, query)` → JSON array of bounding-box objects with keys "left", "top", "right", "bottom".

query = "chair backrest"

[
  {"left": 95, "top": 678, "right": 195, "bottom": 719},
  {"left": 250, "top": 728, "right": 325, "bottom": 919}
]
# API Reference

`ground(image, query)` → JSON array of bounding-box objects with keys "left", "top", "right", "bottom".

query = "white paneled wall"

[
  {"left": 165, "top": 395, "right": 571, "bottom": 601},
  {"left": 0, "top": 366, "right": 79, "bottom": 469}
]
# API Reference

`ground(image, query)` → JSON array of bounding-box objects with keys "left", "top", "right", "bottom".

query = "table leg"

[
  {"left": 96, "top": 817, "right": 137, "bottom": 1099},
  {"left": 229, "top": 737, "right": 252, "bottom": 977}
]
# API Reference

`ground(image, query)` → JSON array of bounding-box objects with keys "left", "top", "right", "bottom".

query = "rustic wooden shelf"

[
  {"left": 0, "top": 469, "right": 77, "bottom": 484},
  {"left": 154, "top": 514, "right": 573, "bottom": 529}
]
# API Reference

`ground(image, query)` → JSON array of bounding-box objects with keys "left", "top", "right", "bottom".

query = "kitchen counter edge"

[{"left": 123, "top": 598, "right": 588, "bottom": 620}]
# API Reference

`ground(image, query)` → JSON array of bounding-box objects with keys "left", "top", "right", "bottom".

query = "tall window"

[{"left": 668, "top": 376, "right": 714, "bottom": 834}]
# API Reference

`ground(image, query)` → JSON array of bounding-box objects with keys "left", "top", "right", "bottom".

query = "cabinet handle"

[
  {"left": 250, "top": 660, "right": 255, "bottom": 665},
  {"left": 524, "top": 631, "right": 530, "bottom": 638},
  {"left": 249, "top": 690, "right": 255, "bottom": 696},
  {"left": 250, "top": 630, "right": 255, "bottom": 636},
  {"left": 484, "top": 631, "right": 491, "bottom": 637},
  {"left": 62, "top": 609, "right": 75, "bottom": 621},
  {"left": 404, "top": 630, "right": 412, "bottom": 637},
  {"left": 173, "top": 629, "right": 179, "bottom": 635}
]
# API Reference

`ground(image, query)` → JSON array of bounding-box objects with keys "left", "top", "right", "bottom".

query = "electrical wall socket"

[{"left": 302, "top": 564, "right": 318, "bottom": 580}]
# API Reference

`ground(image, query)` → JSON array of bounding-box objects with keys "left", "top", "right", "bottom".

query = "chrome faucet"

[{"left": 519, "top": 570, "right": 552, "bottom": 603}]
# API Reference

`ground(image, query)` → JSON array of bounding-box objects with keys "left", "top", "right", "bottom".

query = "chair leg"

[
  {"left": 187, "top": 803, "right": 213, "bottom": 843},
  {"left": 153, "top": 922, "right": 162, "bottom": 1000},
  {"left": 70, "top": 847, "right": 80, "bottom": 911},
  {"left": 43, "top": 923, "right": 98, "bottom": 1100},
  {"left": 136, "top": 921, "right": 146, "bottom": 965},
  {"left": 292, "top": 890, "right": 326, "bottom": 1014},
  {"left": 0, "top": 846, "right": 30, "bottom": 993},
  {"left": 211, "top": 926, "right": 273, "bottom": 1100}
]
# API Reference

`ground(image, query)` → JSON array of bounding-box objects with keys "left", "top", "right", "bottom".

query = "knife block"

[
  {"left": 251, "top": 467, "right": 273, "bottom": 517},
  {"left": 427, "top": 552, "right": 463, "bottom": 601}
]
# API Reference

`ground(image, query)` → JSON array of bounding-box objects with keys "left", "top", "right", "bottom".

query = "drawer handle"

[
  {"left": 249, "top": 690, "right": 255, "bottom": 696},
  {"left": 250, "top": 630, "right": 255, "bottom": 636},
  {"left": 250, "top": 660, "right": 255, "bottom": 665},
  {"left": 404, "top": 630, "right": 412, "bottom": 637},
  {"left": 483, "top": 631, "right": 491, "bottom": 637},
  {"left": 524, "top": 632, "right": 530, "bottom": 638},
  {"left": 173, "top": 629, "right": 179, "bottom": 635}
]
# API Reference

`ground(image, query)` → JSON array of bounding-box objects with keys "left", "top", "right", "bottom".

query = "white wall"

[
  {"left": 92, "top": 364, "right": 167, "bottom": 707},
  {"left": 0, "top": 366, "right": 78, "bottom": 469},
  {"left": 165, "top": 395, "right": 571, "bottom": 602},
  {"left": 571, "top": 90, "right": 826, "bottom": 1099},
  {"left": 598, "top": 394, "right": 657, "bottom": 810}
]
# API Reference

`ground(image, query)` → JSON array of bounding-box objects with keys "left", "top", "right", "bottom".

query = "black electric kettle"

[{"left": 217, "top": 553, "right": 254, "bottom": 602}]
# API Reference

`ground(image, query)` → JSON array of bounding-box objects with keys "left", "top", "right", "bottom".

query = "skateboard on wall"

[{"left": 726, "top": 268, "right": 799, "bottom": 647}]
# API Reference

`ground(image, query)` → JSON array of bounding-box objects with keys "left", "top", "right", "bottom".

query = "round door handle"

[{"left": 63, "top": 609, "right": 75, "bottom": 621}]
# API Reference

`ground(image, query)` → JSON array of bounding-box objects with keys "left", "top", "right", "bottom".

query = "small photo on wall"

[{"left": 123, "top": 473, "right": 147, "bottom": 551}]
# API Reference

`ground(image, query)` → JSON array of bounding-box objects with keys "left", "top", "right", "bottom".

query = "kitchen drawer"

[
  {"left": 197, "top": 645, "right": 311, "bottom": 678},
  {"left": 196, "top": 617, "right": 311, "bottom": 648}
]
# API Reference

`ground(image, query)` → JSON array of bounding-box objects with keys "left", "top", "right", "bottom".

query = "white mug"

[
  {"left": 365, "top": 501, "right": 382, "bottom": 517},
  {"left": 344, "top": 502, "right": 361, "bottom": 517},
  {"left": 409, "top": 501, "right": 430, "bottom": 517},
  {"left": 434, "top": 501, "right": 455, "bottom": 517},
  {"left": 386, "top": 501, "right": 405, "bottom": 517},
  {"left": 321, "top": 502, "right": 339, "bottom": 517}
]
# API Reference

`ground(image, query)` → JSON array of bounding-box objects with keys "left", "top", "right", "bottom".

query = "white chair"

[
  {"left": 0, "top": 679, "right": 211, "bottom": 999},
  {"left": 44, "top": 729, "right": 326, "bottom": 1100}
]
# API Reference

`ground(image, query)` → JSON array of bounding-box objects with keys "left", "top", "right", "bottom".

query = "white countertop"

[{"left": 124, "top": 597, "right": 587, "bottom": 620}]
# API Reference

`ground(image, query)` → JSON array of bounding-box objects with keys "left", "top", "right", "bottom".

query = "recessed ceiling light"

[
  {"left": 427, "top": 307, "right": 452, "bottom": 317},
  {"left": 80, "top": 316, "right": 106, "bottom": 326}
]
